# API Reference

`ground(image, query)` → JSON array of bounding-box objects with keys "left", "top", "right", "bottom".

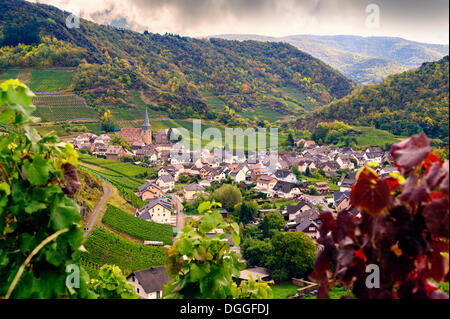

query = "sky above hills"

[{"left": 29, "top": 0, "right": 449, "bottom": 44}]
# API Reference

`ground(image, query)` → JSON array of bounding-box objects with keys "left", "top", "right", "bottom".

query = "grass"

[
  {"left": 304, "top": 286, "right": 353, "bottom": 299},
  {"left": 271, "top": 282, "right": 300, "bottom": 299},
  {"left": 351, "top": 126, "right": 403, "bottom": 147},
  {"left": 0, "top": 69, "right": 20, "bottom": 82},
  {"left": 271, "top": 199, "right": 298, "bottom": 209},
  {"left": 29, "top": 70, "right": 74, "bottom": 92}
]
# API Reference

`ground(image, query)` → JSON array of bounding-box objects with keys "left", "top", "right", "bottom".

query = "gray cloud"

[{"left": 30, "top": 0, "right": 449, "bottom": 44}]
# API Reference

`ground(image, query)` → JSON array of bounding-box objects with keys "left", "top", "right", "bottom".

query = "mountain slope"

[
  {"left": 307, "top": 56, "right": 449, "bottom": 141},
  {"left": 213, "top": 34, "right": 449, "bottom": 84},
  {"left": 0, "top": 0, "right": 356, "bottom": 125}
]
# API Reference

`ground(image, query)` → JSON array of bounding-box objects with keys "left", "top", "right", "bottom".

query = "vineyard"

[
  {"left": 79, "top": 155, "right": 157, "bottom": 192},
  {"left": 33, "top": 93, "right": 99, "bottom": 122},
  {"left": 79, "top": 155, "right": 157, "bottom": 178},
  {"left": 81, "top": 166, "right": 143, "bottom": 191},
  {"left": 81, "top": 227, "right": 167, "bottom": 272},
  {"left": 118, "top": 187, "right": 148, "bottom": 208},
  {"left": 29, "top": 69, "right": 74, "bottom": 92},
  {"left": 102, "top": 205, "right": 173, "bottom": 245}
]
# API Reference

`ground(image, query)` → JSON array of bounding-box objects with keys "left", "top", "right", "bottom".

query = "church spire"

[{"left": 142, "top": 108, "right": 151, "bottom": 131}]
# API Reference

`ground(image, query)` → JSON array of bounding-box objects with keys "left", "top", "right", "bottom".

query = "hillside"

[
  {"left": 307, "top": 56, "right": 449, "bottom": 141},
  {"left": 213, "top": 34, "right": 449, "bottom": 84},
  {"left": 0, "top": 0, "right": 356, "bottom": 126}
]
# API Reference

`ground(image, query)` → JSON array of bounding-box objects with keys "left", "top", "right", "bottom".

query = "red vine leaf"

[
  {"left": 423, "top": 198, "right": 449, "bottom": 238},
  {"left": 391, "top": 133, "right": 432, "bottom": 173},
  {"left": 350, "top": 168, "right": 391, "bottom": 216}
]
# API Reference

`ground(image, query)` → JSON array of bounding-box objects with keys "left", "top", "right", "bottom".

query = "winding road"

[
  {"left": 83, "top": 180, "right": 113, "bottom": 238},
  {"left": 172, "top": 194, "right": 186, "bottom": 231}
]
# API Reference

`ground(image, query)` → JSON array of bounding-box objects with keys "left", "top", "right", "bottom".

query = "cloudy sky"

[{"left": 30, "top": 0, "right": 449, "bottom": 44}]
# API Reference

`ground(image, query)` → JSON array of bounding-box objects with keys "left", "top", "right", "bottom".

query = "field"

[
  {"left": 79, "top": 155, "right": 156, "bottom": 178},
  {"left": 102, "top": 205, "right": 173, "bottom": 244},
  {"left": 32, "top": 122, "right": 101, "bottom": 136},
  {"left": 270, "top": 282, "right": 300, "bottom": 299},
  {"left": 32, "top": 94, "right": 99, "bottom": 122},
  {"left": 351, "top": 126, "right": 403, "bottom": 147},
  {"left": 29, "top": 69, "right": 74, "bottom": 92},
  {"left": 81, "top": 227, "right": 167, "bottom": 272},
  {"left": 0, "top": 69, "right": 19, "bottom": 82},
  {"left": 81, "top": 166, "right": 143, "bottom": 191},
  {"left": 279, "top": 87, "right": 319, "bottom": 111},
  {"left": 240, "top": 104, "right": 291, "bottom": 122},
  {"left": 304, "top": 286, "right": 353, "bottom": 299},
  {"left": 79, "top": 155, "right": 157, "bottom": 192}
]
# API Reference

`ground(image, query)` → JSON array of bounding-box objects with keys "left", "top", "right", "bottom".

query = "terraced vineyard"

[
  {"left": 81, "top": 227, "right": 167, "bottom": 273},
  {"left": 102, "top": 205, "right": 173, "bottom": 245},
  {"left": 79, "top": 155, "right": 156, "bottom": 179},
  {"left": 81, "top": 167, "right": 143, "bottom": 191},
  {"left": 33, "top": 94, "right": 99, "bottom": 122},
  {"left": 29, "top": 69, "right": 74, "bottom": 92},
  {"left": 79, "top": 155, "right": 158, "bottom": 192}
]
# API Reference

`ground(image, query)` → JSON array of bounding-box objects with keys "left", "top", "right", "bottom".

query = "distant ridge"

[{"left": 211, "top": 34, "right": 449, "bottom": 84}]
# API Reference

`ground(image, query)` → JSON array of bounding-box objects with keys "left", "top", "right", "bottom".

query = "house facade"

[
  {"left": 138, "top": 182, "right": 165, "bottom": 201},
  {"left": 136, "top": 198, "right": 173, "bottom": 224},
  {"left": 127, "top": 267, "right": 171, "bottom": 299}
]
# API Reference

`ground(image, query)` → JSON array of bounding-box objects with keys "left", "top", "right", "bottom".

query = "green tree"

[
  {"left": 305, "top": 167, "right": 311, "bottom": 177},
  {"left": 241, "top": 238, "right": 272, "bottom": 267},
  {"left": 163, "top": 201, "right": 272, "bottom": 299},
  {"left": 238, "top": 201, "right": 259, "bottom": 224},
  {"left": 110, "top": 135, "right": 131, "bottom": 152},
  {"left": 309, "top": 186, "right": 319, "bottom": 195},
  {"left": 287, "top": 132, "right": 295, "bottom": 148},
  {"left": 267, "top": 232, "right": 317, "bottom": 283},
  {"left": 260, "top": 212, "right": 285, "bottom": 238},
  {"left": 212, "top": 184, "right": 243, "bottom": 212}
]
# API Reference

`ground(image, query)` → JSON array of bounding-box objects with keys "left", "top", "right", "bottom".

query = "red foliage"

[{"left": 310, "top": 134, "right": 449, "bottom": 299}]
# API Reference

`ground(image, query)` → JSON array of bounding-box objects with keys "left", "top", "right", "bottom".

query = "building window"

[
  {"left": 156, "top": 291, "right": 161, "bottom": 299},
  {"left": 137, "top": 288, "right": 140, "bottom": 293}
]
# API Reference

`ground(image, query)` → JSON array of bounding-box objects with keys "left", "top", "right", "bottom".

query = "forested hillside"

[
  {"left": 308, "top": 56, "right": 449, "bottom": 141},
  {"left": 215, "top": 34, "right": 449, "bottom": 84},
  {"left": 0, "top": 0, "right": 355, "bottom": 123}
]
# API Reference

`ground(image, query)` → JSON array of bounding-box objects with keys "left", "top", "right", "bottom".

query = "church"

[{"left": 119, "top": 109, "right": 152, "bottom": 145}]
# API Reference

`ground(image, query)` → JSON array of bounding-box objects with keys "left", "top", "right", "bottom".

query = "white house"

[
  {"left": 127, "top": 267, "right": 171, "bottom": 299},
  {"left": 272, "top": 181, "right": 301, "bottom": 199},
  {"left": 136, "top": 197, "right": 173, "bottom": 224},
  {"left": 272, "top": 169, "right": 297, "bottom": 183},
  {"left": 229, "top": 164, "right": 249, "bottom": 183},
  {"left": 256, "top": 175, "right": 278, "bottom": 193},
  {"left": 156, "top": 174, "right": 175, "bottom": 192}
]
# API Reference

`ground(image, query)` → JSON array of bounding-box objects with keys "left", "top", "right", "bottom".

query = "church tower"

[{"left": 141, "top": 108, "right": 152, "bottom": 145}]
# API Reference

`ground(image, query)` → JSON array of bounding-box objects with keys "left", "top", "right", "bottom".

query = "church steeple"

[
  {"left": 141, "top": 108, "right": 152, "bottom": 145},
  {"left": 142, "top": 108, "right": 152, "bottom": 131}
]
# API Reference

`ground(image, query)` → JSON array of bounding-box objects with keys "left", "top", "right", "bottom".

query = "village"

[{"left": 70, "top": 110, "right": 399, "bottom": 299}]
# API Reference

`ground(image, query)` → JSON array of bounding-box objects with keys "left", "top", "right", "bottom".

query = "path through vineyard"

[{"left": 84, "top": 180, "right": 113, "bottom": 237}]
